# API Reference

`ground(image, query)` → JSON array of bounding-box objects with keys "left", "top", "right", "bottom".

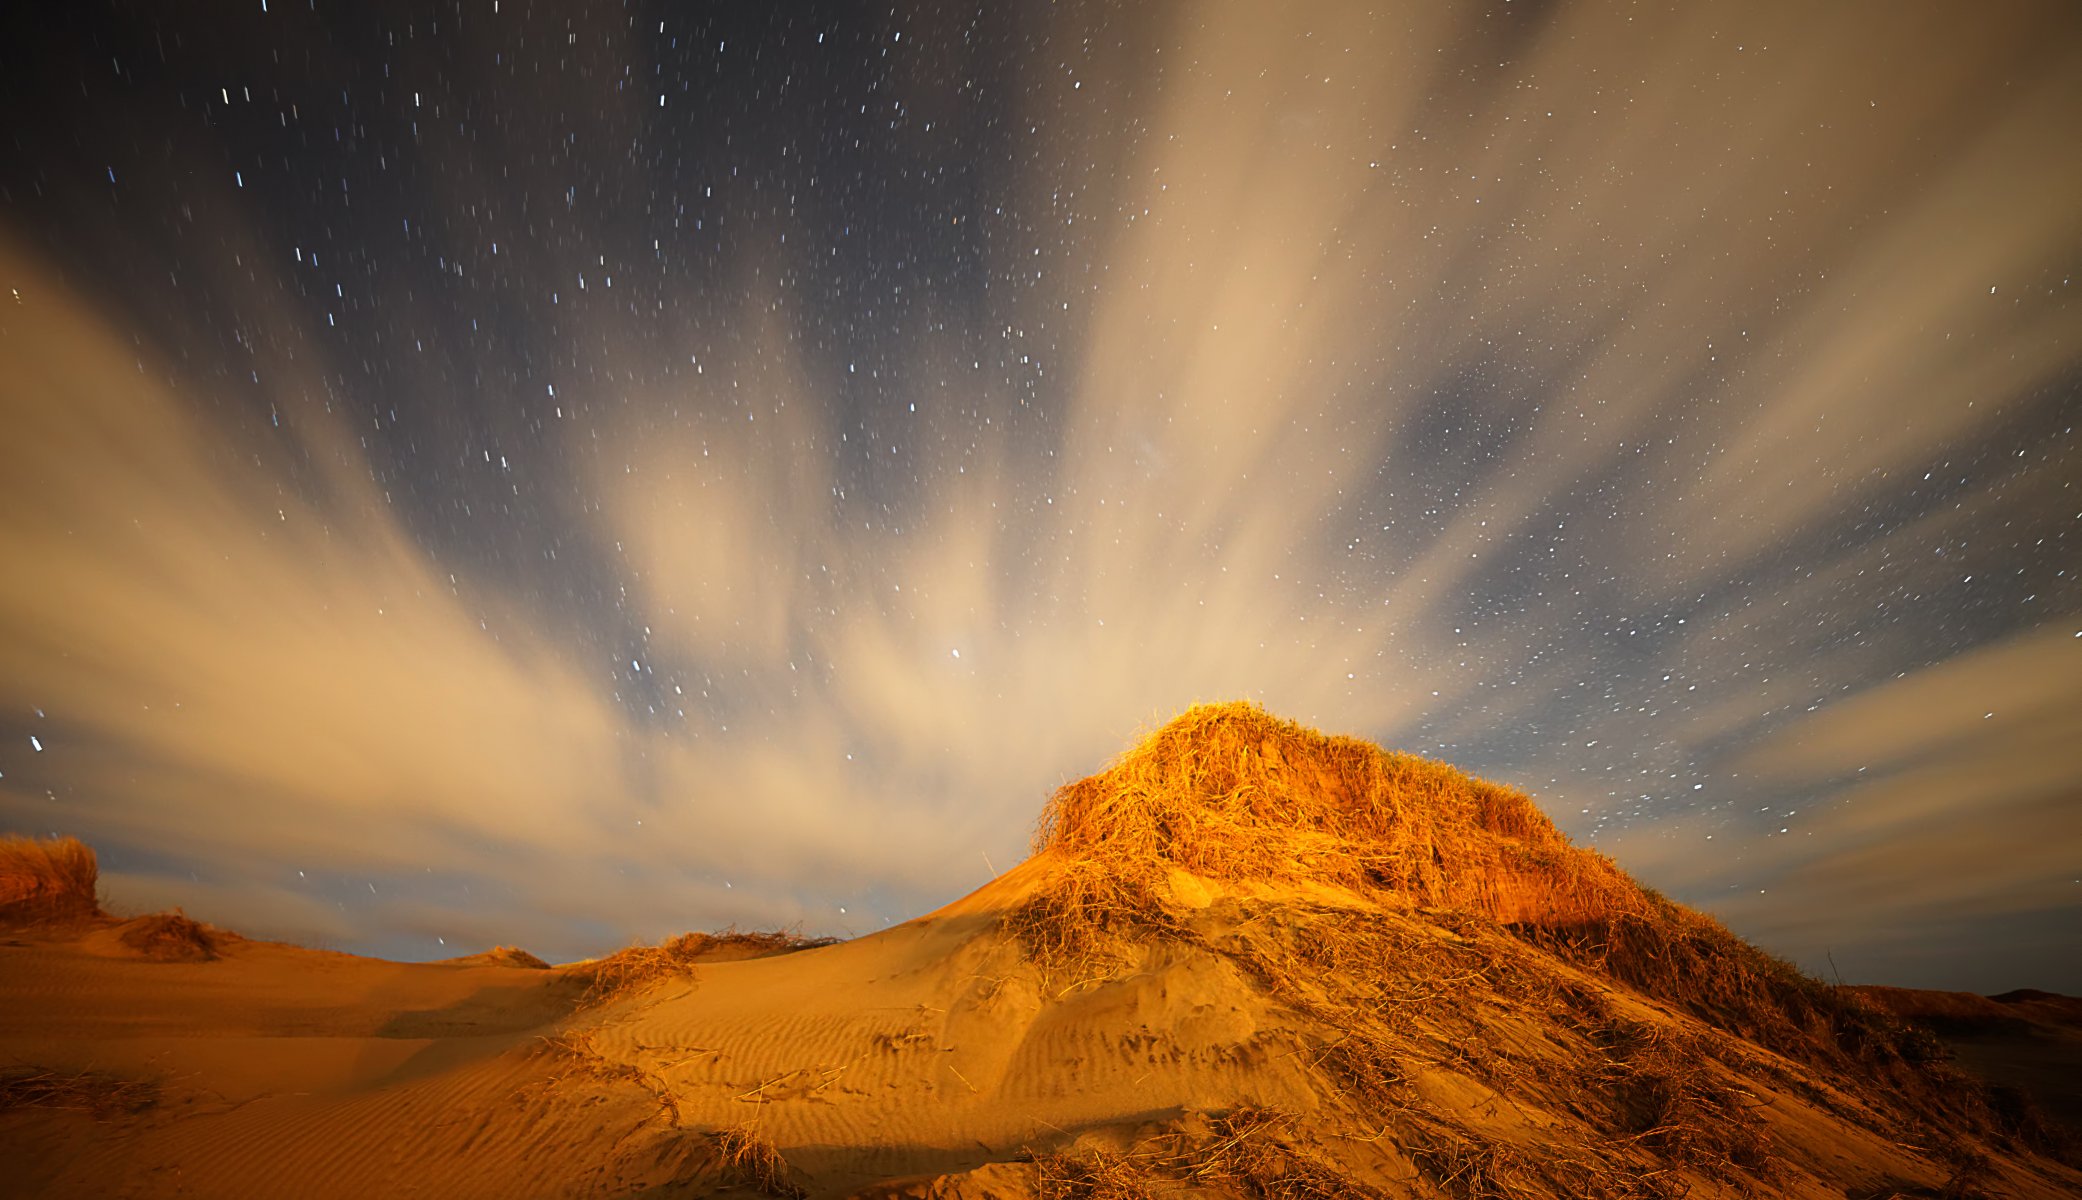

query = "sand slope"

[
  {"left": 3, "top": 872, "right": 2074, "bottom": 1198},
  {"left": 1852, "top": 985, "right": 2082, "bottom": 1141},
  {"left": 3, "top": 704, "right": 2077, "bottom": 1197}
]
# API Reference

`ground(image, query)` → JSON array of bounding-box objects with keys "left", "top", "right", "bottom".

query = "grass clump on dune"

[
  {"left": 1029, "top": 1107, "right": 1376, "bottom": 1200},
  {"left": 1033, "top": 701, "right": 1643, "bottom": 927},
  {"left": 1008, "top": 701, "right": 2068, "bottom": 1182},
  {"left": 0, "top": 835, "right": 102, "bottom": 926},
  {"left": 1013, "top": 701, "right": 1650, "bottom": 989},
  {"left": 714, "top": 1124, "right": 807, "bottom": 1198},
  {"left": 575, "top": 928, "right": 837, "bottom": 1007},
  {"left": 1016, "top": 704, "right": 1920, "bottom": 1070},
  {"left": 116, "top": 909, "right": 222, "bottom": 962}
]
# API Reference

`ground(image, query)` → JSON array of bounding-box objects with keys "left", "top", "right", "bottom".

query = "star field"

[{"left": 2, "top": 1, "right": 2079, "bottom": 989}]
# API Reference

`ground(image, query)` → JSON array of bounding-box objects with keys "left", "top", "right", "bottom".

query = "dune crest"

[
  {"left": 1035, "top": 700, "right": 1638, "bottom": 923},
  {"left": 2, "top": 704, "right": 2077, "bottom": 1198}
]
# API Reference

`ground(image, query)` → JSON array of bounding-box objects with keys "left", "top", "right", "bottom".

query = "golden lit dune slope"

[{"left": 2, "top": 703, "right": 2077, "bottom": 1198}]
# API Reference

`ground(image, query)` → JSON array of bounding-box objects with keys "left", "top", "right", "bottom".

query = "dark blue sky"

[{"left": 2, "top": 1, "right": 2078, "bottom": 990}]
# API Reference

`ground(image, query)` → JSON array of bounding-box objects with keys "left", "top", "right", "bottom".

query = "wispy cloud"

[{"left": 2, "top": 2, "right": 2078, "bottom": 981}]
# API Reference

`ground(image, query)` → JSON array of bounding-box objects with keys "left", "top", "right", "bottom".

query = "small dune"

[
  {"left": 113, "top": 910, "right": 223, "bottom": 962},
  {"left": 572, "top": 928, "right": 838, "bottom": 1007},
  {"left": 441, "top": 945, "right": 553, "bottom": 969}
]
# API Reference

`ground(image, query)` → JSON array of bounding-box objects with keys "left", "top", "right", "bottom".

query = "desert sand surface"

[{"left": 4, "top": 703, "right": 2077, "bottom": 1198}]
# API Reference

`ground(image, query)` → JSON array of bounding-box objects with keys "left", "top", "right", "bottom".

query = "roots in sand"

[{"left": 0, "top": 1065, "right": 158, "bottom": 1118}]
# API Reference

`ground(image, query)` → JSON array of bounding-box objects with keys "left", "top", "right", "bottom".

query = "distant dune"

[
  {"left": 1851, "top": 984, "right": 2082, "bottom": 1143},
  {"left": 2, "top": 703, "right": 2075, "bottom": 1197}
]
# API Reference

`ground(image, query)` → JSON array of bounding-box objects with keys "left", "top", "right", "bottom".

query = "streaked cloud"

[{"left": 2, "top": 1, "right": 2077, "bottom": 981}]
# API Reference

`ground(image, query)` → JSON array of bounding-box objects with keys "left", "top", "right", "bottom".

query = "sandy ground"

[
  {"left": 6, "top": 695, "right": 2077, "bottom": 1200},
  {"left": 3, "top": 862, "right": 2079, "bottom": 1198}
]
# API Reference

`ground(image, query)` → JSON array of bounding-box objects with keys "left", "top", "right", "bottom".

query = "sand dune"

[{"left": 3, "top": 703, "right": 2076, "bottom": 1197}]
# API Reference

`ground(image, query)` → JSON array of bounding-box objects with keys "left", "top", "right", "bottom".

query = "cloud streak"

[{"left": 1, "top": 1, "right": 2078, "bottom": 982}]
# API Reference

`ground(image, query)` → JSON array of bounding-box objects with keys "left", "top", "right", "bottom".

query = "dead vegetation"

[
  {"left": 0, "top": 834, "right": 101, "bottom": 926},
  {"left": 1593, "top": 1022, "right": 1771, "bottom": 1178},
  {"left": 116, "top": 909, "right": 222, "bottom": 961},
  {"left": 537, "top": 1029, "right": 657, "bottom": 1090},
  {"left": 1031, "top": 702, "right": 1645, "bottom": 929},
  {"left": 1000, "top": 859, "right": 1180, "bottom": 981},
  {"left": 1522, "top": 907, "right": 2074, "bottom": 1163},
  {"left": 1001, "top": 701, "right": 2073, "bottom": 1192},
  {"left": 714, "top": 1124, "right": 807, "bottom": 1198},
  {"left": 529, "top": 1028, "right": 687, "bottom": 1137},
  {"left": 0, "top": 1065, "right": 157, "bottom": 1118},
  {"left": 572, "top": 928, "right": 837, "bottom": 1007},
  {"left": 0, "top": 835, "right": 248, "bottom": 967},
  {"left": 1029, "top": 1108, "right": 1380, "bottom": 1200}
]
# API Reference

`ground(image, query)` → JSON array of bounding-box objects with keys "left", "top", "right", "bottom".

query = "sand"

[
  {"left": 4, "top": 704, "right": 2077, "bottom": 1197},
  {"left": 0, "top": 867, "right": 2074, "bottom": 1197}
]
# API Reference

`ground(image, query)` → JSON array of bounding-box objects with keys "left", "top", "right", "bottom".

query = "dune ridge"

[{"left": 2, "top": 702, "right": 2077, "bottom": 1198}]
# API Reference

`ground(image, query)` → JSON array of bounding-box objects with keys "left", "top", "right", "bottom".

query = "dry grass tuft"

[
  {"left": 1405, "top": 1130, "right": 1542, "bottom": 1200},
  {"left": 1594, "top": 1022, "right": 1771, "bottom": 1178},
  {"left": 1515, "top": 900, "right": 2041, "bottom": 1156},
  {"left": 574, "top": 928, "right": 836, "bottom": 1007},
  {"left": 1029, "top": 1108, "right": 1381, "bottom": 1200},
  {"left": 1001, "top": 860, "right": 1180, "bottom": 980},
  {"left": 1032, "top": 701, "right": 1644, "bottom": 927},
  {"left": 530, "top": 1029, "right": 683, "bottom": 1130},
  {"left": 0, "top": 1065, "right": 157, "bottom": 1118},
  {"left": 0, "top": 835, "right": 101, "bottom": 926},
  {"left": 117, "top": 909, "right": 221, "bottom": 962},
  {"left": 715, "top": 1124, "right": 807, "bottom": 1198}
]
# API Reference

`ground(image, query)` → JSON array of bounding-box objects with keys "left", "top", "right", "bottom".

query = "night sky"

[{"left": 3, "top": 1, "right": 2079, "bottom": 991}]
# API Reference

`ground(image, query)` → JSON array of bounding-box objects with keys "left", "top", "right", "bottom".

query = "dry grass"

[
  {"left": 1403, "top": 1129, "right": 1543, "bottom": 1200},
  {"left": 1517, "top": 903, "right": 1866, "bottom": 1061},
  {"left": 0, "top": 1065, "right": 157, "bottom": 1118},
  {"left": 996, "top": 702, "right": 2075, "bottom": 1195},
  {"left": 1006, "top": 702, "right": 2069, "bottom": 1189},
  {"left": 573, "top": 928, "right": 837, "bottom": 1007},
  {"left": 0, "top": 834, "right": 101, "bottom": 926},
  {"left": 1032, "top": 702, "right": 1645, "bottom": 928},
  {"left": 1011, "top": 703, "right": 1662, "bottom": 1124},
  {"left": 1190, "top": 904, "right": 1755, "bottom": 1197},
  {"left": 117, "top": 909, "right": 221, "bottom": 961},
  {"left": 1513, "top": 902, "right": 2077, "bottom": 1165},
  {"left": 1593, "top": 1022, "right": 1771, "bottom": 1178},
  {"left": 536, "top": 1029, "right": 658, "bottom": 1090},
  {"left": 1029, "top": 1108, "right": 1381, "bottom": 1200},
  {"left": 1001, "top": 859, "right": 1181, "bottom": 980},
  {"left": 715, "top": 1124, "right": 807, "bottom": 1198}
]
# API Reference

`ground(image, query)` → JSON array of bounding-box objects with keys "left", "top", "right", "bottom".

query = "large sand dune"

[{"left": 3, "top": 703, "right": 2076, "bottom": 1197}]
